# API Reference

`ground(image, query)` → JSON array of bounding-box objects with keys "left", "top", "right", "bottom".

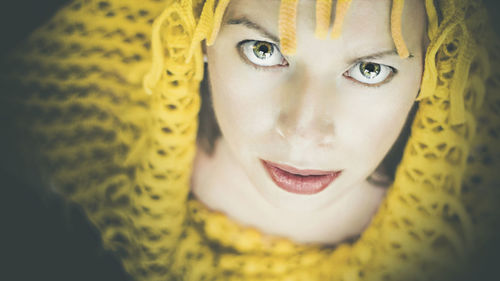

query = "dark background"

[{"left": 1, "top": 1, "right": 499, "bottom": 281}]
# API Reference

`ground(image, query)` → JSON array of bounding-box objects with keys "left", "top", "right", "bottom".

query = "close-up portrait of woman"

[{"left": 1, "top": 0, "right": 499, "bottom": 280}]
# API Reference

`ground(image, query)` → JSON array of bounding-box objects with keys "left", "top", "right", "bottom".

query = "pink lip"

[{"left": 261, "top": 160, "right": 342, "bottom": 195}]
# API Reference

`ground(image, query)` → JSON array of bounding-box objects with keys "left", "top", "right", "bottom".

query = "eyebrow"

[
  {"left": 226, "top": 17, "right": 281, "bottom": 44},
  {"left": 225, "top": 17, "right": 415, "bottom": 61},
  {"left": 348, "top": 49, "right": 414, "bottom": 64}
]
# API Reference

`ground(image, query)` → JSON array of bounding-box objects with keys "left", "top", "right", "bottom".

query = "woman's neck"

[{"left": 191, "top": 138, "right": 388, "bottom": 245}]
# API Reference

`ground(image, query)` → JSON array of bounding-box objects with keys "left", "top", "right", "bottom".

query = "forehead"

[
  {"left": 224, "top": 0, "right": 425, "bottom": 53},
  {"left": 225, "top": 0, "right": 393, "bottom": 31}
]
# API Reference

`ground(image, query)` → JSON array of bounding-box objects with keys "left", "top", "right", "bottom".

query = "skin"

[{"left": 192, "top": 0, "right": 427, "bottom": 244}]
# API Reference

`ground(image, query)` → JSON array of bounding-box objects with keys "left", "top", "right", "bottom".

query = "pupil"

[
  {"left": 254, "top": 42, "right": 273, "bottom": 59},
  {"left": 361, "top": 62, "right": 381, "bottom": 79}
]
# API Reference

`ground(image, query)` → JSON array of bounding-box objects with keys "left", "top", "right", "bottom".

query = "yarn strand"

[
  {"left": 391, "top": 0, "right": 410, "bottom": 58},
  {"left": 207, "top": 0, "right": 231, "bottom": 45},
  {"left": 330, "top": 0, "right": 352, "bottom": 39},
  {"left": 315, "top": 0, "right": 333, "bottom": 39},
  {"left": 450, "top": 25, "right": 475, "bottom": 125},
  {"left": 186, "top": 0, "right": 215, "bottom": 62},
  {"left": 279, "top": 0, "right": 300, "bottom": 55},
  {"left": 143, "top": 5, "right": 173, "bottom": 95}
]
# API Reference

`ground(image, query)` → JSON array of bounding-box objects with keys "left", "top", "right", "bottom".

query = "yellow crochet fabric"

[{"left": 0, "top": 0, "right": 499, "bottom": 280}]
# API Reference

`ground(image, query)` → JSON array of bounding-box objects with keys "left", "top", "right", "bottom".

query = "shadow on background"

[
  {"left": 0, "top": 2, "right": 135, "bottom": 280},
  {"left": 1, "top": 170, "right": 132, "bottom": 281},
  {"left": 0, "top": 1, "right": 499, "bottom": 281}
]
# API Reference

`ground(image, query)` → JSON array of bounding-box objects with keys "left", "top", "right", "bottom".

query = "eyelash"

[
  {"left": 343, "top": 64, "right": 398, "bottom": 88},
  {"left": 236, "top": 40, "right": 288, "bottom": 71},
  {"left": 236, "top": 40, "right": 398, "bottom": 86}
]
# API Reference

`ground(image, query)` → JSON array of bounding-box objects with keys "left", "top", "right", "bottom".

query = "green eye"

[
  {"left": 360, "top": 62, "right": 381, "bottom": 79},
  {"left": 239, "top": 40, "right": 287, "bottom": 67},
  {"left": 253, "top": 41, "right": 274, "bottom": 60},
  {"left": 346, "top": 61, "right": 395, "bottom": 86}
]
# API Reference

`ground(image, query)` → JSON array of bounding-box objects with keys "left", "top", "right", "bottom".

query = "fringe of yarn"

[
  {"left": 279, "top": 0, "right": 300, "bottom": 55},
  {"left": 391, "top": 0, "right": 410, "bottom": 58},
  {"left": 330, "top": 0, "right": 353, "bottom": 39}
]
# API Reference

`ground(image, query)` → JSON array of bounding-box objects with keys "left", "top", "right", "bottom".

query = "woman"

[
  {"left": 0, "top": 0, "right": 498, "bottom": 280},
  {"left": 193, "top": 0, "right": 425, "bottom": 246}
]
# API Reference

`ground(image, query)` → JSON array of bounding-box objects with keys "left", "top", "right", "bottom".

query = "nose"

[{"left": 276, "top": 64, "right": 336, "bottom": 148}]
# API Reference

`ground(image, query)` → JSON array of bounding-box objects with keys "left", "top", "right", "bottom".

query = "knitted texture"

[{"left": 0, "top": 0, "right": 498, "bottom": 280}]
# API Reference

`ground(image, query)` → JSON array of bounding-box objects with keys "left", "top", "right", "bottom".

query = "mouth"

[{"left": 261, "top": 160, "right": 342, "bottom": 195}]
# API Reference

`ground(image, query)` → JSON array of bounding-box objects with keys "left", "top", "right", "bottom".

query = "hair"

[{"left": 196, "top": 64, "right": 221, "bottom": 156}]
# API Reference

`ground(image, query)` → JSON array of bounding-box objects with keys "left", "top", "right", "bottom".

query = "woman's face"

[{"left": 206, "top": 0, "right": 426, "bottom": 211}]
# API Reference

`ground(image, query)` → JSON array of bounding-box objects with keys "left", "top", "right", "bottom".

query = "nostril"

[
  {"left": 276, "top": 108, "right": 335, "bottom": 147},
  {"left": 318, "top": 134, "right": 335, "bottom": 148},
  {"left": 275, "top": 118, "right": 335, "bottom": 148},
  {"left": 318, "top": 122, "right": 335, "bottom": 146}
]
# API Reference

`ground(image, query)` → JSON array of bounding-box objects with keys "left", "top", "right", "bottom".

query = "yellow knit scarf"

[{"left": 0, "top": 0, "right": 498, "bottom": 280}]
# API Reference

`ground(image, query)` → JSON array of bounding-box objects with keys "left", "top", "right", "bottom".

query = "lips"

[{"left": 261, "top": 160, "right": 342, "bottom": 195}]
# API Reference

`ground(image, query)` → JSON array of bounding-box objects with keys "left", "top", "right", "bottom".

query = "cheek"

[
  {"left": 333, "top": 103, "right": 409, "bottom": 174},
  {"left": 340, "top": 105, "right": 405, "bottom": 152},
  {"left": 207, "top": 47, "right": 283, "bottom": 147},
  {"left": 337, "top": 76, "right": 420, "bottom": 164}
]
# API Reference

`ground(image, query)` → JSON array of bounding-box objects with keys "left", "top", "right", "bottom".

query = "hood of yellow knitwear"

[{"left": 0, "top": 0, "right": 499, "bottom": 280}]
